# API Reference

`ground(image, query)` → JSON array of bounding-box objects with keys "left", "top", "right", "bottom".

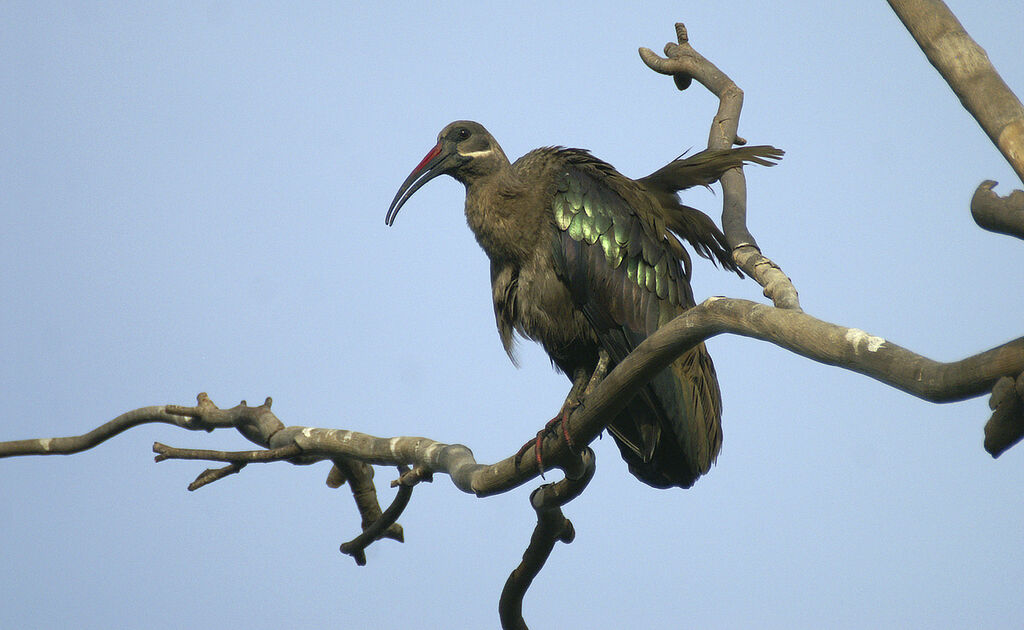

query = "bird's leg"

[
  {"left": 550, "top": 367, "right": 590, "bottom": 451},
  {"left": 515, "top": 368, "right": 589, "bottom": 476},
  {"left": 555, "top": 350, "right": 611, "bottom": 448},
  {"left": 583, "top": 348, "right": 611, "bottom": 398},
  {"left": 515, "top": 350, "right": 611, "bottom": 475}
]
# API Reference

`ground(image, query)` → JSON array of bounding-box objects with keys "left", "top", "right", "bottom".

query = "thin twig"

[
  {"left": 391, "top": 465, "right": 433, "bottom": 488},
  {"left": 0, "top": 406, "right": 206, "bottom": 458},
  {"left": 188, "top": 463, "right": 247, "bottom": 491},
  {"left": 152, "top": 442, "right": 302, "bottom": 463}
]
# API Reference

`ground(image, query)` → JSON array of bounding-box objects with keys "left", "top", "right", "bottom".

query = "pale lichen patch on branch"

[{"left": 845, "top": 328, "right": 886, "bottom": 353}]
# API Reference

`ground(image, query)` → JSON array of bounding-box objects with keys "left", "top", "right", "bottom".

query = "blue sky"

[{"left": 2, "top": 2, "right": 1023, "bottom": 628}]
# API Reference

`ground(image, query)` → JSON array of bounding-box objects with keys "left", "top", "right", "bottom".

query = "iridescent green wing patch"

[{"left": 551, "top": 166, "right": 691, "bottom": 322}]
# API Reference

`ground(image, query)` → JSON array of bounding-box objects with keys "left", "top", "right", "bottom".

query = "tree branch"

[
  {"left": 984, "top": 373, "right": 1024, "bottom": 457},
  {"left": 187, "top": 463, "right": 247, "bottom": 491},
  {"left": 639, "top": 23, "right": 801, "bottom": 311},
  {"left": 971, "top": 180, "right": 1024, "bottom": 241},
  {"left": 331, "top": 457, "right": 405, "bottom": 550},
  {"left": 499, "top": 448, "right": 596, "bottom": 630},
  {"left": 888, "top": 0, "right": 1024, "bottom": 185},
  {"left": 8, "top": 297, "right": 1009, "bottom": 498},
  {"left": 0, "top": 405, "right": 209, "bottom": 457},
  {"left": 339, "top": 465, "right": 414, "bottom": 566},
  {"left": 152, "top": 442, "right": 303, "bottom": 463}
]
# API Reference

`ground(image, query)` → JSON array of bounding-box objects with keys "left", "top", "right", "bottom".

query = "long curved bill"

[{"left": 385, "top": 143, "right": 444, "bottom": 226}]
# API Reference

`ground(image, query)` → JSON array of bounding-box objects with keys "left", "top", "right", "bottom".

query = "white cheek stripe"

[{"left": 458, "top": 148, "right": 494, "bottom": 158}]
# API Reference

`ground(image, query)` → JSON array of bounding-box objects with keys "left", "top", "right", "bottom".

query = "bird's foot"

[
  {"left": 513, "top": 404, "right": 579, "bottom": 478},
  {"left": 553, "top": 403, "right": 579, "bottom": 452}
]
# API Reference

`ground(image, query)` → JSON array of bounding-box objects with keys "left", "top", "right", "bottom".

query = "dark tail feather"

[
  {"left": 638, "top": 145, "right": 784, "bottom": 192},
  {"left": 637, "top": 145, "right": 783, "bottom": 274}
]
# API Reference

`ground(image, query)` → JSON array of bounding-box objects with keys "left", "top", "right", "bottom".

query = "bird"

[{"left": 386, "top": 121, "right": 782, "bottom": 489}]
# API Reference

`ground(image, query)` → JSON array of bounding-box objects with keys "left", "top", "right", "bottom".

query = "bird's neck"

[{"left": 462, "top": 163, "right": 536, "bottom": 264}]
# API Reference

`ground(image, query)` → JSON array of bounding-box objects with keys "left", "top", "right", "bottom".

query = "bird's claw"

[
  {"left": 513, "top": 405, "right": 579, "bottom": 478},
  {"left": 513, "top": 431, "right": 548, "bottom": 479},
  {"left": 534, "top": 432, "right": 546, "bottom": 479},
  {"left": 556, "top": 404, "right": 578, "bottom": 453}
]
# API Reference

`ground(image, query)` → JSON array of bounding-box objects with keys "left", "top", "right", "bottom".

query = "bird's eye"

[{"left": 457, "top": 128, "right": 470, "bottom": 140}]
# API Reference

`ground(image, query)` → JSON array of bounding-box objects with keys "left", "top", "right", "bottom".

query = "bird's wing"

[
  {"left": 549, "top": 152, "right": 721, "bottom": 480},
  {"left": 549, "top": 151, "right": 692, "bottom": 348}
]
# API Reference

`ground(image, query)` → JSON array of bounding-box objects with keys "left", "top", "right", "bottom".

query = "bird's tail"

[
  {"left": 608, "top": 342, "right": 723, "bottom": 489},
  {"left": 639, "top": 145, "right": 784, "bottom": 193},
  {"left": 637, "top": 145, "right": 784, "bottom": 273}
]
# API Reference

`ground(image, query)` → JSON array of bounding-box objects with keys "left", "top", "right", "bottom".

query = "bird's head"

[{"left": 385, "top": 120, "right": 504, "bottom": 226}]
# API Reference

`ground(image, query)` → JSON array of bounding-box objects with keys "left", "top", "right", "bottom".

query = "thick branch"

[
  {"left": 607, "top": 298, "right": 1023, "bottom": 410},
  {"left": 639, "top": 23, "right": 800, "bottom": 310},
  {"left": 486, "top": 298, "right": 1017, "bottom": 495},
  {"left": 889, "top": 0, "right": 1024, "bottom": 184}
]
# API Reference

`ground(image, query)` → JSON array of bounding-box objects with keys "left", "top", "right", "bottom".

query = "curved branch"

[
  {"left": 331, "top": 457, "right": 405, "bottom": 547},
  {"left": 0, "top": 405, "right": 204, "bottom": 458},
  {"left": 282, "top": 298, "right": 1024, "bottom": 497},
  {"left": 0, "top": 392, "right": 287, "bottom": 459},
  {"left": 616, "top": 297, "right": 1024, "bottom": 404},
  {"left": 499, "top": 448, "right": 596, "bottom": 630},
  {"left": 340, "top": 465, "right": 414, "bottom": 566},
  {"left": 639, "top": 23, "right": 801, "bottom": 311},
  {"left": 3, "top": 299, "right": 1021, "bottom": 498}
]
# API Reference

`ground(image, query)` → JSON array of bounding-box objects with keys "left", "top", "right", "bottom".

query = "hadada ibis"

[{"left": 386, "top": 121, "right": 782, "bottom": 489}]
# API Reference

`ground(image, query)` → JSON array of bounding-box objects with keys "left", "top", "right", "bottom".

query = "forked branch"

[{"left": 640, "top": 23, "right": 801, "bottom": 311}]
